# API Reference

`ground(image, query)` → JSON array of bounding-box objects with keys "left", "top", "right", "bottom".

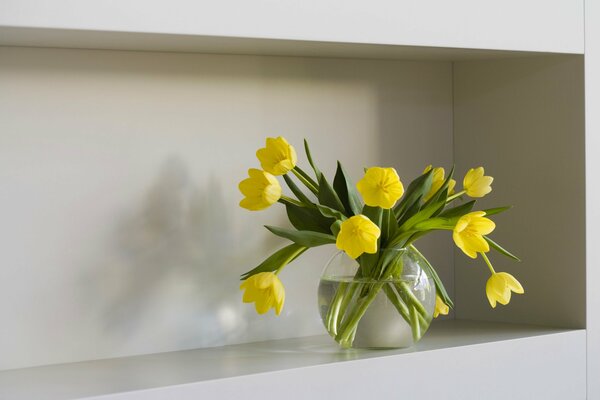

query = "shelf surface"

[{"left": 0, "top": 320, "right": 585, "bottom": 400}]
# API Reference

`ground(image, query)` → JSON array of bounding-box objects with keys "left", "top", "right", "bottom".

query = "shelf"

[
  {"left": 0, "top": 320, "right": 585, "bottom": 400},
  {"left": 0, "top": 1, "right": 584, "bottom": 57},
  {"left": 0, "top": 26, "right": 549, "bottom": 61}
]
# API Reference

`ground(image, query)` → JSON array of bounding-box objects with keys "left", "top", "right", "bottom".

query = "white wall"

[
  {"left": 586, "top": 0, "right": 600, "bottom": 398},
  {"left": 453, "top": 55, "right": 585, "bottom": 328},
  {"left": 0, "top": 46, "right": 453, "bottom": 370}
]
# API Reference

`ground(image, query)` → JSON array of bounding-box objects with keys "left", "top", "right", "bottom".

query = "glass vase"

[{"left": 318, "top": 247, "right": 436, "bottom": 349}]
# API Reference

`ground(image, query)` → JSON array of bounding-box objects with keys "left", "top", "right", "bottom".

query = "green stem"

[
  {"left": 278, "top": 196, "right": 305, "bottom": 208},
  {"left": 382, "top": 284, "right": 410, "bottom": 318},
  {"left": 446, "top": 190, "right": 466, "bottom": 202},
  {"left": 292, "top": 167, "right": 319, "bottom": 195},
  {"left": 395, "top": 281, "right": 428, "bottom": 319},
  {"left": 335, "top": 282, "right": 385, "bottom": 346},
  {"left": 481, "top": 252, "right": 496, "bottom": 274},
  {"left": 336, "top": 282, "right": 360, "bottom": 328},
  {"left": 410, "top": 306, "right": 422, "bottom": 342},
  {"left": 325, "top": 281, "right": 348, "bottom": 336}
]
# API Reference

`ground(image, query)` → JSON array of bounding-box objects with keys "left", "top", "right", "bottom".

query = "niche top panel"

[{"left": 0, "top": 0, "right": 584, "bottom": 58}]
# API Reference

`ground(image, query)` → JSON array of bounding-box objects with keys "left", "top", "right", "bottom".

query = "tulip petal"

[{"left": 499, "top": 272, "right": 525, "bottom": 294}]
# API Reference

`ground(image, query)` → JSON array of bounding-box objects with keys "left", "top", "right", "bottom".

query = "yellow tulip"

[
  {"left": 240, "top": 272, "right": 285, "bottom": 315},
  {"left": 239, "top": 168, "right": 282, "bottom": 211},
  {"left": 433, "top": 295, "right": 449, "bottom": 318},
  {"left": 463, "top": 167, "right": 493, "bottom": 198},
  {"left": 256, "top": 136, "right": 298, "bottom": 176},
  {"left": 486, "top": 272, "right": 524, "bottom": 308},
  {"left": 453, "top": 211, "right": 496, "bottom": 258},
  {"left": 336, "top": 215, "right": 381, "bottom": 259},
  {"left": 356, "top": 167, "right": 404, "bottom": 209},
  {"left": 423, "top": 165, "right": 456, "bottom": 202}
]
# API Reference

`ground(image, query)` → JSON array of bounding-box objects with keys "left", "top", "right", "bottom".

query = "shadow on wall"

[{"left": 81, "top": 157, "right": 282, "bottom": 349}]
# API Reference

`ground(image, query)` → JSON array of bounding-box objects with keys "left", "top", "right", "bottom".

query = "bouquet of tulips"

[{"left": 238, "top": 136, "right": 523, "bottom": 347}]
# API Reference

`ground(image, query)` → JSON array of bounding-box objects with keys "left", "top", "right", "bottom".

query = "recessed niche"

[{"left": 0, "top": 45, "right": 585, "bottom": 375}]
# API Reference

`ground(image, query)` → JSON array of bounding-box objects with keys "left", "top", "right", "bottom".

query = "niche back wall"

[{"left": 0, "top": 47, "right": 453, "bottom": 370}]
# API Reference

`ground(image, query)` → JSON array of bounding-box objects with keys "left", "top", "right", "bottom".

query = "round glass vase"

[{"left": 318, "top": 247, "right": 436, "bottom": 349}]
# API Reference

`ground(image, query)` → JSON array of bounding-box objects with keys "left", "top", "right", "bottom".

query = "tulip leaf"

[
  {"left": 285, "top": 203, "right": 334, "bottom": 233},
  {"left": 393, "top": 169, "right": 433, "bottom": 220},
  {"left": 409, "top": 245, "right": 454, "bottom": 308},
  {"left": 485, "top": 236, "right": 521, "bottom": 262},
  {"left": 330, "top": 220, "right": 342, "bottom": 237},
  {"left": 317, "top": 173, "right": 346, "bottom": 213},
  {"left": 283, "top": 174, "right": 314, "bottom": 206},
  {"left": 482, "top": 205, "right": 512, "bottom": 216},
  {"left": 316, "top": 204, "right": 347, "bottom": 221},
  {"left": 439, "top": 200, "right": 476, "bottom": 219},
  {"left": 265, "top": 226, "right": 336, "bottom": 247},
  {"left": 303, "top": 139, "right": 323, "bottom": 181},
  {"left": 400, "top": 195, "right": 446, "bottom": 231},
  {"left": 397, "top": 197, "right": 422, "bottom": 227},
  {"left": 240, "top": 243, "right": 307, "bottom": 280},
  {"left": 380, "top": 208, "right": 398, "bottom": 246},
  {"left": 333, "top": 161, "right": 363, "bottom": 216}
]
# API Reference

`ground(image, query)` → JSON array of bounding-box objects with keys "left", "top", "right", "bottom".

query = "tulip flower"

[
  {"left": 240, "top": 272, "right": 286, "bottom": 315},
  {"left": 434, "top": 295, "right": 450, "bottom": 318},
  {"left": 463, "top": 167, "right": 493, "bottom": 198},
  {"left": 486, "top": 272, "right": 524, "bottom": 308},
  {"left": 423, "top": 165, "right": 456, "bottom": 202},
  {"left": 356, "top": 167, "right": 404, "bottom": 209},
  {"left": 336, "top": 215, "right": 381, "bottom": 259},
  {"left": 453, "top": 211, "right": 496, "bottom": 258},
  {"left": 239, "top": 169, "right": 282, "bottom": 211},
  {"left": 256, "top": 136, "right": 298, "bottom": 176}
]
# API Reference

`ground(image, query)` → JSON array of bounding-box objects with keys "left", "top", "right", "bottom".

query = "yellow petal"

[
  {"left": 357, "top": 167, "right": 404, "bottom": 209},
  {"left": 256, "top": 137, "right": 297, "bottom": 175},
  {"left": 434, "top": 296, "right": 449, "bottom": 318},
  {"left": 239, "top": 169, "right": 281, "bottom": 211},
  {"left": 498, "top": 272, "right": 524, "bottom": 294},
  {"left": 448, "top": 179, "right": 457, "bottom": 195},
  {"left": 336, "top": 215, "right": 381, "bottom": 259},
  {"left": 461, "top": 233, "right": 490, "bottom": 253},
  {"left": 463, "top": 167, "right": 484, "bottom": 189}
]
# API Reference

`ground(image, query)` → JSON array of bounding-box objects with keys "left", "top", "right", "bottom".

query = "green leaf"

[
  {"left": 333, "top": 161, "right": 362, "bottom": 216},
  {"left": 380, "top": 208, "right": 397, "bottom": 247},
  {"left": 410, "top": 245, "right": 454, "bottom": 308},
  {"left": 439, "top": 200, "right": 476, "bottom": 219},
  {"left": 283, "top": 174, "right": 314, "bottom": 206},
  {"left": 285, "top": 203, "right": 334, "bottom": 233},
  {"left": 397, "top": 197, "right": 422, "bottom": 227},
  {"left": 240, "top": 243, "right": 307, "bottom": 280},
  {"left": 362, "top": 205, "right": 383, "bottom": 227},
  {"left": 330, "top": 220, "right": 342, "bottom": 236},
  {"left": 265, "top": 226, "right": 336, "bottom": 247},
  {"left": 485, "top": 236, "right": 521, "bottom": 262},
  {"left": 482, "top": 206, "right": 512, "bottom": 216},
  {"left": 316, "top": 204, "right": 347, "bottom": 221},
  {"left": 412, "top": 217, "right": 453, "bottom": 231},
  {"left": 393, "top": 169, "right": 433, "bottom": 219},
  {"left": 303, "top": 139, "right": 323, "bottom": 181},
  {"left": 318, "top": 173, "right": 346, "bottom": 213},
  {"left": 399, "top": 195, "right": 446, "bottom": 231}
]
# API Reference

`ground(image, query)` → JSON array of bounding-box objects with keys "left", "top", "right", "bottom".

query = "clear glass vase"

[{"left": 318, "top": 247, "right": 436, "bottom": 349}]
